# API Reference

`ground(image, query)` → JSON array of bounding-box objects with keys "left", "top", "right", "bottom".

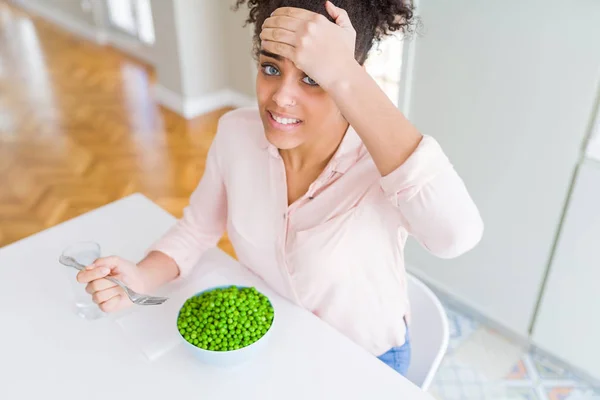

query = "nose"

[{"left": 272, "top": 80, "right": 297, "bottom": 108}]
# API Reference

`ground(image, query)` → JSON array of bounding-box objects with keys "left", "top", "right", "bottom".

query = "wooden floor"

[{"left": 0, "top": 3, "right": 235, "bottom": 256}]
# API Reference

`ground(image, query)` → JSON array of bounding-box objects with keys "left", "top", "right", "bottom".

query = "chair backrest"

[{"left": 405, "top": 274, "right": 449, "bottom": 391}]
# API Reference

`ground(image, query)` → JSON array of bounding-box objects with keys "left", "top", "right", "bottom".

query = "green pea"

[{"left": 178, "top": 287, "right": 273, "bottom": 351}]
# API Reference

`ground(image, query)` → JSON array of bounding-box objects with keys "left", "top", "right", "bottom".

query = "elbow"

[{"left": 430, "top": 215, "right": 484, "bottom": 259}]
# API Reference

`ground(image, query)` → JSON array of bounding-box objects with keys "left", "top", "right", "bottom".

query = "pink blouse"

[{"left": 148, "top": 107, "right": 483, "bottom": 356}]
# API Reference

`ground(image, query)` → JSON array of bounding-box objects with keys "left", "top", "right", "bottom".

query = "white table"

[{"left": 0, "top": 194, "right": 432, "bottom": 399}]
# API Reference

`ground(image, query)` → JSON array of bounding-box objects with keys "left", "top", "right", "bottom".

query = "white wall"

[
  {"left": 585, "top": 95, "right": 600, "bottom": 162},
  {"left": 150, "top": 0, "right": 183, "bottom": 95},
  {"left": 151, "top": 0, "right": 256, "bottom": 117},
  {"left": 532, "top": 159, "right": 600, "bottom": 380},
  {"left": 171, "top": 0, "right": 255, "bottom": 100},
  {"left": 222, "top": 1, "right": 256, "bottom": 100},
  {"left": 403, "top": 0, "right": 600, "bottom": 336},
  {"left": 174, "top": 0, "right": 227, "bottom": 98}
]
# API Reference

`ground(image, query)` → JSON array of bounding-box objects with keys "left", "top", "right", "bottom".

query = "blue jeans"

[{"left": 377, "top": 328, "right": 411, "bottom": 376}]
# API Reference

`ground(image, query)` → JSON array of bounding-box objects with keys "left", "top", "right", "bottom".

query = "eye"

[
  {"left": 261, "top": 64, "right": 280, "bottom": 76},
  {"left": 302, "top": 75, "right": 319, "bottom": 86}
]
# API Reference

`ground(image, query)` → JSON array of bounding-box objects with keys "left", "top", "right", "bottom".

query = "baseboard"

[
  {"left": 13, "top": 0, "right": 107, "bottom": 45},
  {"left": 153, "top": 84, "right": 257, "bottom": 119},
  {"left": 107, "top": 31, "right": 155, "bottom": 66}
]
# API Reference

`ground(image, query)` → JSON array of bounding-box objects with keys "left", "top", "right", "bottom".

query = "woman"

[{"left": 77, "top": 0, "right": 483, "bottom": 376}]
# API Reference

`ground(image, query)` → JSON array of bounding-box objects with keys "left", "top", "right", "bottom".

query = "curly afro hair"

[{"left": 233, "top": 0, "right": 415, "bottom": 65}]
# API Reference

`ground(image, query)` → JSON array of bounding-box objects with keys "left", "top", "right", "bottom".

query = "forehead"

[{"left": 259, "top": 50, "right": 284, "bottom": 62}]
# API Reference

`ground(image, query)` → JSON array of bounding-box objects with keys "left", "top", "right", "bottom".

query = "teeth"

[{"left": 271, "top": 112, "right": 300, "bottom": 125}]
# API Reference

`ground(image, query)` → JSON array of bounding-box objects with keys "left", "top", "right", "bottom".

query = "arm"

[
  {"left": 325, "top": 53, "right": 483, "bottom": 258},
  {"left": 135, "top": 251, "right": 179, "bottom": 292},
  {"left": 77, "top": 126, "right": 228, "bottom": 313},
  {"left": 143, "top": 119, "right": 228, "bottom": 281},
  {"left": 379, "top": 137, "right": 484, "bottom": 258},
  {"left": 325, "top": 62, "right": 422, "bottom": 176},
  {"left": 261, "top": 4, "right": 483, "bottom": 257}
]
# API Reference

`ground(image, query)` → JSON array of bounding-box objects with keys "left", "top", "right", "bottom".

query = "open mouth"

[{"left": 267, "top": 111, "right": 303, "bottom": 130}]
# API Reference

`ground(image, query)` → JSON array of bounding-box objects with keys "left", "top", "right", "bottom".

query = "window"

[
  {"left": 106, "top": 0, "right": 155, "bottom": 45},
  {"left": 365, "top": 34, "right": 405, "bottom": 107}
]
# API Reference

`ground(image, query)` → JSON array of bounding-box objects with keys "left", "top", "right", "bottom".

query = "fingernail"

[
  {"left": 85, "top": 265, "right": 94, "bottom": 270},
  {"left": 100, "top": 267, "right": 110, "bottom": 275}
]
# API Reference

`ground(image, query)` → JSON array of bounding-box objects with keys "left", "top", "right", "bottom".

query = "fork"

[{"left": 59, "top": 255, "right": 169, "bottom": 306}]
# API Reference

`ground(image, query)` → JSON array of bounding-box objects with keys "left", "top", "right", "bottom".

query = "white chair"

[{"left": 405, "top": 273, "right": 450, "bottom": 391}]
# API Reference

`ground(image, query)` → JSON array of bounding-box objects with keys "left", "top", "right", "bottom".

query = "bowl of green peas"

[{"left": 176, "top": 285, "right": 275, "bottom": 366}]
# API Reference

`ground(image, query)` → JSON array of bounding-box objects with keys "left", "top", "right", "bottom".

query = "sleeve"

[
  {"left": 380, "top": 135, "right": 484, "bottom": 259},
  {"left": 145, "top": 120, "right": 228, "bottom": 277}
]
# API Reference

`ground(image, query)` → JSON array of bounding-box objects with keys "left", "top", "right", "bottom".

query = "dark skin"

[
  {"left": 77, "top": 2, "right": 423, "bottom": 313},
  {"left": 257, "top": 49, "right": 346, "bottom": 205},
  {"left": 285, "top": 156, "right": 330, "bottom": 205},
  {"left": 259, "top": 3, "right": 422, "bottom": 178}
]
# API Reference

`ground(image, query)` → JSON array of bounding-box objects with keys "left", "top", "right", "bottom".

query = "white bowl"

[{"left": 176, "top": 285, "right": 275, "bottom": 367}]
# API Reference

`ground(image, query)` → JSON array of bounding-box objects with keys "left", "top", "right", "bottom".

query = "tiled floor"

[{"left": 430, "top": 306, "right": 600, "bottom": 400}]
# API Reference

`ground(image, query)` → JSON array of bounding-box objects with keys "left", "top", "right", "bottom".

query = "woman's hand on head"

[
  {"left": 76, "top": 256, "right": 147, "bottom": 313},
  {"left": 260, "top": 1, "right": 357, "bottom": 90}
]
